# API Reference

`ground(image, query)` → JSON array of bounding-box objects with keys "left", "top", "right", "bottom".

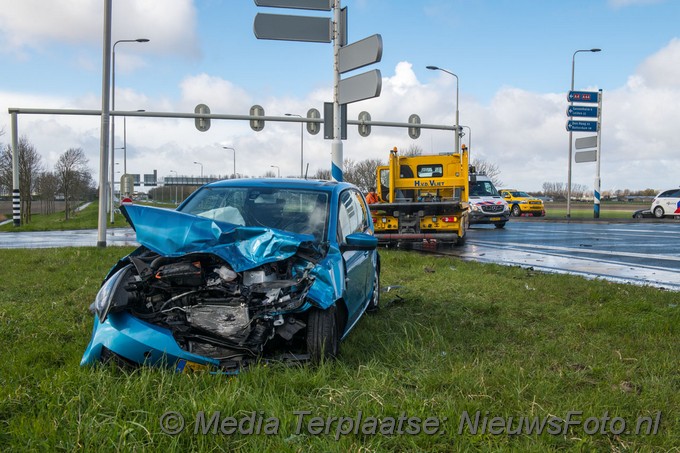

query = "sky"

[{"left": 1, "top": 0, "right": 679, "bottom": 193}]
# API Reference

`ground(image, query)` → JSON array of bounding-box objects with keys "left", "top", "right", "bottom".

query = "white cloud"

[{"left": 0, "top": 0, "right": 199, "bottom": 57}]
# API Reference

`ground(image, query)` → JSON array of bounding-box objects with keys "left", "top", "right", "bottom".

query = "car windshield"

[
  {"left": 179, "top": 186, "right": 329, "bottom": 240},
  {"left": 470, "top": 181, "right": 499, "bottom": 197},
  {"left": 511, "top": 191, "right": 531, "bottom": 197}
]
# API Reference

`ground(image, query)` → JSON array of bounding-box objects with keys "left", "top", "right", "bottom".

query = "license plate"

[
  {"left": 176, "top": 359, "right": 211, "bottom": 373},
  {"left": 490, "top": 217, "right": 501, "bottom": 221}
]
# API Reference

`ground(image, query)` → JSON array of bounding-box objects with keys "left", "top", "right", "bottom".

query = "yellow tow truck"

[{"left": 369, "top": 147, "right": 469, "bottom": 246}]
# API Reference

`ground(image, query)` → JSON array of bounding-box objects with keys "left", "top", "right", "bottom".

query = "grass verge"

[
  {"left": 0, "top": 248, "right": 678, "bottom": 451},
  {"left": 0, "top": 201, "right": 130, "bottom": 232}
]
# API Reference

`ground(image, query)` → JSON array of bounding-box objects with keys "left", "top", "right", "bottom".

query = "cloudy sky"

[{"left": 1, "top": 0, "right": 679, "bottom": 193}]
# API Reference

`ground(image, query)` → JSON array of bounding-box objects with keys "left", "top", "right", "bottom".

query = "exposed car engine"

[{"left": 103, "top": 249, "right": 317, "bottom": 367}]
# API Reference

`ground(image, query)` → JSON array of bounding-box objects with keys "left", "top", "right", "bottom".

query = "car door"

[
  {"left": 671, "top": 189, "right": 680, "bottom": 214},
  {"left": 337, "top": 189, "right": 374, "bottom": 326}
]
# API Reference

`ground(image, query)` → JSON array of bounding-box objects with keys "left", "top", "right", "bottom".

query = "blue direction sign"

[
  {"left": 567, "top": 105, "right": 598, "bottom": 118},
  {"left": 568, "top": 91, "right": 599, "bottom": 103},
  {"left": 566, "top": 120, "right": 598, "bottom": 132}
]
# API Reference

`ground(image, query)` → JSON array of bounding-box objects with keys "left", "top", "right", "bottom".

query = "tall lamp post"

[
  {"left": 122, "top": 109, "right": 145, "bottom": 177},
  {"left": 567, "top": 48, "right": 601, "bottom": 218},
  {"left": 223, "top": 146, "right": 236, "bottom": 179},
  {"left": 285, "top": 113, "right": 304, "bottom": 177},
  {"left": 193, "top": 161, "right": 203, "bottom": 178},
  {"left": 110, "top": 37, "right": 149, "bottom": 223},
  {"left": 169, "top": 170, "right": 178, "bottom": 204},
  {"left": 427, "top": 65, "right": 460, "bottom": 154},
  {"left": 270, "top": 165, "right": 280, "bottom": 178}
]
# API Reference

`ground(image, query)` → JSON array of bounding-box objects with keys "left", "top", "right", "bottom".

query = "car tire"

[
  {"left": 306, "top": 305, "right": 339, "bottom": 362},
  {"left": 511, "top": 205, "right": 521, "bottom": 217},
  {"left": 494, "top": 222, "right": 506, "bottom": 229},
  {"left": 653, "top": 206, "right": 665, "bottom": 218},
  {"left": 367, "top": 268, "right": 380, "bottom": 312}
]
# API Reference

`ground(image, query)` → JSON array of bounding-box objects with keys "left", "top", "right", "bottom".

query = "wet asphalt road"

[
  {"left": 442, "top": 220, "right": 680, "bottom": 291},
  {"left": 1, "top": 220, "right": 679, "bottom": 290}
]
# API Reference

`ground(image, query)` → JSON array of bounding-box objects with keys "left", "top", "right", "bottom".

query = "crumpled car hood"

[{"left": 121, "top": 204, "right": 327, "bottom": 273}]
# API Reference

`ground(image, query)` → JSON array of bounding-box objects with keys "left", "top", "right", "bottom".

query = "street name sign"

[
  {"left": 575, "top": 150, "right": 597, "bottom": 163},
  {"left": 568, "top": 91, "right": 599, "bottom": 103},
  {"left": 338, "top": 34, "right": 383, "bottom": 74},
  {"left": 254, "top": 13, "right": 331, "bottom": 42},
  {"left": 254, "top": 0, "right": 331, "bottom": 10},
  {"left": 567, "top": 105, "right": 598, "bottom": 117},
  {"left": 575, "top": 135, "right": 598, "bottom": 149},
  {"left": 338, "top": 69, "right": 382, "bottom": 104},
  {"left": 566, "top": 120, "right": 598, "bottom": 132}
]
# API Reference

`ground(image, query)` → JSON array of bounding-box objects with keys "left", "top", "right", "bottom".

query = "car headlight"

[
  {"left": 470, "top": 204, "right": 482, "bottom": 212},
  {"left": 89, "top": 264, "right": 133, "bottom": 322}
]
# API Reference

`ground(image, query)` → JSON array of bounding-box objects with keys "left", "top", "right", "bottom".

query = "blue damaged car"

[{"left": 81, "top": 179, "right": 380, "bottom": 372}]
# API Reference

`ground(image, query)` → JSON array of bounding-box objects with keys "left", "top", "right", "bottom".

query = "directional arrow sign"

[
  {"left": 575, "top": 135, "right": 598, "bottom": 149},
  {"left": 567, "top": 105, "right": 598, "bottom": 118},
  {"left": 254, "top": 0, "right": 331, "bottom": 10},
  {"left": 568, "top": 91, "right": 599, "bottom": 103},
  {"left": 338, "top": 69, "right": 382, "bottom": 105},
  {"left": 566, "top": 120, "right": 598, "bottom": 132},
  {"left": 338, "top": 34, "right": 383, "bottom": 74},
  {"left": 254, "top": 13, "right": 331, "bottom": 42}
]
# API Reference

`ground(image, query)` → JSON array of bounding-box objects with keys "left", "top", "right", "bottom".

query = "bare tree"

[
  {"left": 311, "top": 168, "right": 331, "bottom": 180},
  {"left": 1, "top": 137, "right": 43, "bottom": 224},
  {"left": 343, "top": 158, "right": 383, "bottom": 192},
  {"left": 36, "top": 171, "right": 59, "bottom": 215},
  {"left": 55, "top": 148, "right": 90, "bottom": 220},
  {"left": 471, "top": 158, "right": 503, "bottom": 187},
  {"left": 403, "top": 144, "right": 423, "bottom": 157}
]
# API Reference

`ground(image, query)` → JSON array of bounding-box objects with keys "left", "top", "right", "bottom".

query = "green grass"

[
  {"left": 0, "top": 248, "right": 678, "bottom": 451},
  {"left": 0, "top": 201, "right": 130, "bottom": 232},
  {"left": 544, "top": 202, "right": 647, "bottom": 220}
]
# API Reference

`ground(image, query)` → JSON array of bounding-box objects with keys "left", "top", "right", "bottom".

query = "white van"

[{"left": 468, "top": 174, "right": 510, "bottom": 228}]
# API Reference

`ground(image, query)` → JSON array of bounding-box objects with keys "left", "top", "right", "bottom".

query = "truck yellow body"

[{"left": 369, "top": 147, "right": 469, "bottom": 246}]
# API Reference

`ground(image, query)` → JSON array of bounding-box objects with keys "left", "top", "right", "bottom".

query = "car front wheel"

[
  {"left": 367, "top": 268, "right": 380, "bottom": 312},
  {"left": 511, "top": 205, "right": 521, "bottom": 217},
  {"left": 653, "top": 206, "right": 665, "bottom": 218},
  {"left": 306, "top": 305, "right": 339, "bottom": 362}
]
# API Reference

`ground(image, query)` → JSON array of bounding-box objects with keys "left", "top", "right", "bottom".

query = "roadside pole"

[
  {"left": 594, "top": 89, "right": 603, "bottom": 218},
  {"left": 331, "top": 0, "right": 343, "bottom": 182},
  {"left": 97, "top": 0, "right": 112, "bottom": 247},
  {"left": 11, "top": 112, "right": 19, "bottom": 226}
]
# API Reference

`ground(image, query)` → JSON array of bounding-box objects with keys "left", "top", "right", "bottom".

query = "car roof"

[{"left": 203, "top": 178, "right": 355, "bottom": 194}]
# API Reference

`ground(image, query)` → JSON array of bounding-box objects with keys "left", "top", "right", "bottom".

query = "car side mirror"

[{"left": 340, "top": 232, "right": 378, "bottom": 252}]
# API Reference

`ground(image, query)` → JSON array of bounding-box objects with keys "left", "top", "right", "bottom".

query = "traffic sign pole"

[
  {"left": 594, "top": 89, "right": 603, "bottom": 218},
  {"left": 331, "top": 0, "right": 343, "bottom": 182}
]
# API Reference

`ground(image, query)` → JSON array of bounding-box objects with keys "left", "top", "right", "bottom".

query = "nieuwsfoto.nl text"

[{"left": 159, "top": 409, "right": 662, "bottom": 439}]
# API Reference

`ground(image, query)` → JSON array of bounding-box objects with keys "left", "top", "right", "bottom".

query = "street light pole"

[
  {"left": 427, "top": 66, "right": 460, "bottom": 154},
  {"left": 193, "top": 161, "right": 203, "bottom": 178},
  {"left": 285, "top": 113, "right": 304, "bottom": 177},
  {"left": 270, "top": 165, "right": 280, "bottom": 178},
  {"left": 111, "top": 38, "right": 149, "bottom": 224},
  {"left": 223, "top": 146, "right": 236, "bottom": 179},
  {"left": 567, "top": 48, "right": 601, "bottom": 218},
  {"left": 169, "top": 170, "right": 177, "bottom": 204}
]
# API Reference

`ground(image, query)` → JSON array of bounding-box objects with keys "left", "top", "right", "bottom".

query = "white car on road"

[{"left": 651, "top": 188, "right": 680, "bottom": 218}]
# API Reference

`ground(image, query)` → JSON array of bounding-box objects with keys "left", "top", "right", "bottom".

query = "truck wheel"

[
  {"left": 495, "top": 222, "right": 506, "bottom": 229},
  {"left": 653, "top": 206, "right": 665, "bottom": 218},
  {"left": 306, "top": 305, "right": 339, "bottom": 362},
  {"left": 511, "top": 205, "right": 521, "bottom": 217}
]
